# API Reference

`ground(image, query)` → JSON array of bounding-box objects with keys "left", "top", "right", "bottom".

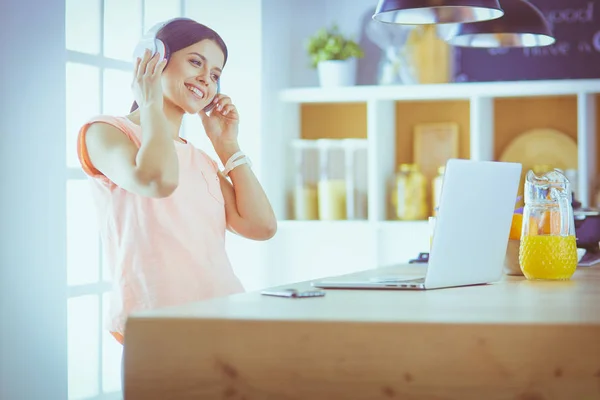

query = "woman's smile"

[{"left": 184, "top": 83, "right": 206, "bottom": 100}]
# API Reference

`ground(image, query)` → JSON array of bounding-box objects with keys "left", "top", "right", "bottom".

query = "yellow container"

[
  {"left": 394, "top": 163, "right": 427, "bottom": 221},
  {"left": 519, "top": 235, "right": 577, "bottom": 280}
]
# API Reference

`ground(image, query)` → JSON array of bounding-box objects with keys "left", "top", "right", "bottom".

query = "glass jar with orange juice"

[{"left": 519, "top": 169, "right": 578, "bottom": 280}]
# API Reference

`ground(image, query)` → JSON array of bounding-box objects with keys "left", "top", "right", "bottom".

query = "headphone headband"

[
  {"left": 133, "top": 17, "right": 188, "bottom": 61},
  {"left": 142, "top": 17, "right": 192, "bottom": 40}
]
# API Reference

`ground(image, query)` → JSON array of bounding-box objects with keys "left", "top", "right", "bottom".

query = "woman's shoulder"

[
  {"left": 78, "top": 114, "right": 141, "bottom": 161},
  {"left": 83, "top": 114, "right": 138, "bottom": 131},
  {"left": 81, "top": 114, "right": 141, "bottom": 143}
]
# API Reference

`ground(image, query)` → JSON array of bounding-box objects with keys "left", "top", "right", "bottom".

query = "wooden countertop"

[{"left": 124, "top": 264, "right": 600, "bottom": 400}]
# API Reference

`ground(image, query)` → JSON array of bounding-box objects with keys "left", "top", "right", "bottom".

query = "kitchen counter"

[{"left": 123, "top": 264, "right": 600, "bottom": 400}]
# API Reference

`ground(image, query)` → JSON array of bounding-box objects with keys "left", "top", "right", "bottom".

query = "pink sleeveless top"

[{"left": 77, "top": 115, "right": 244, "bottom": 343}]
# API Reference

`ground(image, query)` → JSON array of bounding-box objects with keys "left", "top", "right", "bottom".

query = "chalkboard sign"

[{"left": 453, "top": 0, "right": 600, "bottom": 82}]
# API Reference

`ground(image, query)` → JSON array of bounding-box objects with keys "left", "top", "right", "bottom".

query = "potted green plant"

[{"left": 306, "top": 24, "right": 365, "bottom": 87}]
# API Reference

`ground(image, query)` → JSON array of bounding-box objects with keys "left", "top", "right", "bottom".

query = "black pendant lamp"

[
  {"left": 372, "top": 0, "right": 504, "bottom": 25},
  {"left": 444, "top": 0, "right": 555, "bottom": 47}
]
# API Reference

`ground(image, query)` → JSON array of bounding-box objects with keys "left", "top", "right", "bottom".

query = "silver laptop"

[{"left": 312, "top": 159, "right": 522, "bottom": 290}]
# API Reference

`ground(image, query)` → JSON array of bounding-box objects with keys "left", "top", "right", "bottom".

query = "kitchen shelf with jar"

[
  {"left": 391, "top": 101, "right": 469, "bottom": 221},
  {"left": 290, "top": 138, "right": 368, "bottom": 222},
  {"left": 277, "top": 100, "right": 369, "bottom": 222},
  {"left": 275, "top": 79, "right": 600, "bottom": 229}
]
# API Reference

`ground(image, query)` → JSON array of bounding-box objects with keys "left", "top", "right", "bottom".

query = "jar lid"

[{"left": 399, "top": 163, "right": 419, "bottom": 172}]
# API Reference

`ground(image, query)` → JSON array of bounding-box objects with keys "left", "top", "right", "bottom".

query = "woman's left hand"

[{"left": 199, "top": 94, "right": 240, "bottom": 153}]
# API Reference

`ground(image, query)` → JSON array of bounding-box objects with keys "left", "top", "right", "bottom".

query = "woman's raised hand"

[{"left": 132, "top": 49, "right": 168, "bottom": 109}]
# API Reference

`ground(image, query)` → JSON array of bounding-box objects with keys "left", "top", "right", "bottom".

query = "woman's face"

[{"left": 161, "top": 39, "right": 225, "bottom": 114}]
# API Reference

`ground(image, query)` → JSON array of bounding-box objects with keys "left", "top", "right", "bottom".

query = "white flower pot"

[{"left": 317, "top": 59, "right": 357, "bottom": 87}]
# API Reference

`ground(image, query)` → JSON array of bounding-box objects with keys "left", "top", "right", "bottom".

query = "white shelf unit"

[
  {"left": 260, "top": 79, "right": 599, "bottom": 285},
  {"left": 280, "top": 79, "right": 600, "bottom": 103},
  {"left": 276, "top": 78, "right": 600, "bottom": 219}
]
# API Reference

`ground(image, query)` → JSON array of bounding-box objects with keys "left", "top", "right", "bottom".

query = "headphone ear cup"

[
  {"left": 132, "top": 39, "right": 167, "bottom": 63},
  {"left": 155, "top": 39, "right": 168, "bottom": 63},
  {"left": 132, "top": 38, "right": 155, "bottom": 60}
]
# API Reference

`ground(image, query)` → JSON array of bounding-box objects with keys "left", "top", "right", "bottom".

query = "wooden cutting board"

[
  {"left": 499, "top": 128, "right": 578, "bottom": 197},
  {"left": 405, "top": 25, "right": 452, "bottom": 84},
  {"left": 413, "top": 122, "right": 460, "bottom": 182}
]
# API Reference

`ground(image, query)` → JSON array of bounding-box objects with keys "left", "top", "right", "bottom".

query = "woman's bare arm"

[
  {"left": 84, "top": 50, "right": 179, "bottom": 198},
  {"left": 84, "top": 106, "right": 179, "bottom": 198},
  {"left": 217, "top": 151, "right": 277, "bottom": 241}
]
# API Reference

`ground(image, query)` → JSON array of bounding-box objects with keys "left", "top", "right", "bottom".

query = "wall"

[
  {"left": 184, "top": 0, "right": 269, "bottom": 291},
  {"left": 289, "top": 0, "right": 383, "bottom": 87},
  {"left": 260, "top": 0, "right": 293, "bottom": 217},
  {"left": 289, "top": 0, "right": 327, "bottom": 88},
  {"left": 0, "top": 0, "right": 68, "bottom": 399}
]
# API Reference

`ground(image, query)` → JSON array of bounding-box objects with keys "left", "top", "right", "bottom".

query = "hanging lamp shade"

[
  {"left": 372, "top": 0, "right": 504, "bottom": 25},
  {"left": 445, "top": 0, "right": 555, "bottom": 47}
]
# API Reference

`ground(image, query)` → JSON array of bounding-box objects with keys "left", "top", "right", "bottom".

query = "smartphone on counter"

[{"left": 260, "top": 288, "right": 326, "bottom": 298}]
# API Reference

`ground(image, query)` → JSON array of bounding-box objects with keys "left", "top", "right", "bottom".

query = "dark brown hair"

[{"left": 130, "top": 18, "right": 228, "bottom": 112}]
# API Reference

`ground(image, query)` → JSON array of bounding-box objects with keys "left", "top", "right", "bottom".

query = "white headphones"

[
  {"left": 132, "top": 18, "right": 220, "bottom": 112},
  {"left": 132, "top": 17, "right": 187, "bottom": 62}
]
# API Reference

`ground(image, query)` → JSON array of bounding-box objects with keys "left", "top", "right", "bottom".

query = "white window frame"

[{"left": 65, "top": 1, "right": 186, "bottom": 398}]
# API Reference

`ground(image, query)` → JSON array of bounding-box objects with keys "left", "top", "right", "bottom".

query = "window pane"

[
  {"left": 144, "top": 0, "right": 182, "bottom": 32},
  {"left": 102, "top": 293, "right": 123, "bottom": 393},
  {"left": 66, "top": 63, "right": 100, "bottom": 168},
  {"left": 67, "top": 180, "right": 100, "bottom": 286},
  {"left": 104, "top": 0, "right": 142, "bottom": 61},
  {"left": 66, "top": 0, "right": 101, "bottom": 54},
  {"left": 103, "top": 69, "right": 134, "bottom": 116},
  {"left": 102, "top": 255, "right": 111, "bottom": 283},
  {"left": 68, "top": 295, "right": 100, "bottom": 399}
]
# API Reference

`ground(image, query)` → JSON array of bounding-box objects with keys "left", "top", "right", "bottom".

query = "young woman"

[{"left": 76, "top": 18, "right": 277, "bottom": 346}]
